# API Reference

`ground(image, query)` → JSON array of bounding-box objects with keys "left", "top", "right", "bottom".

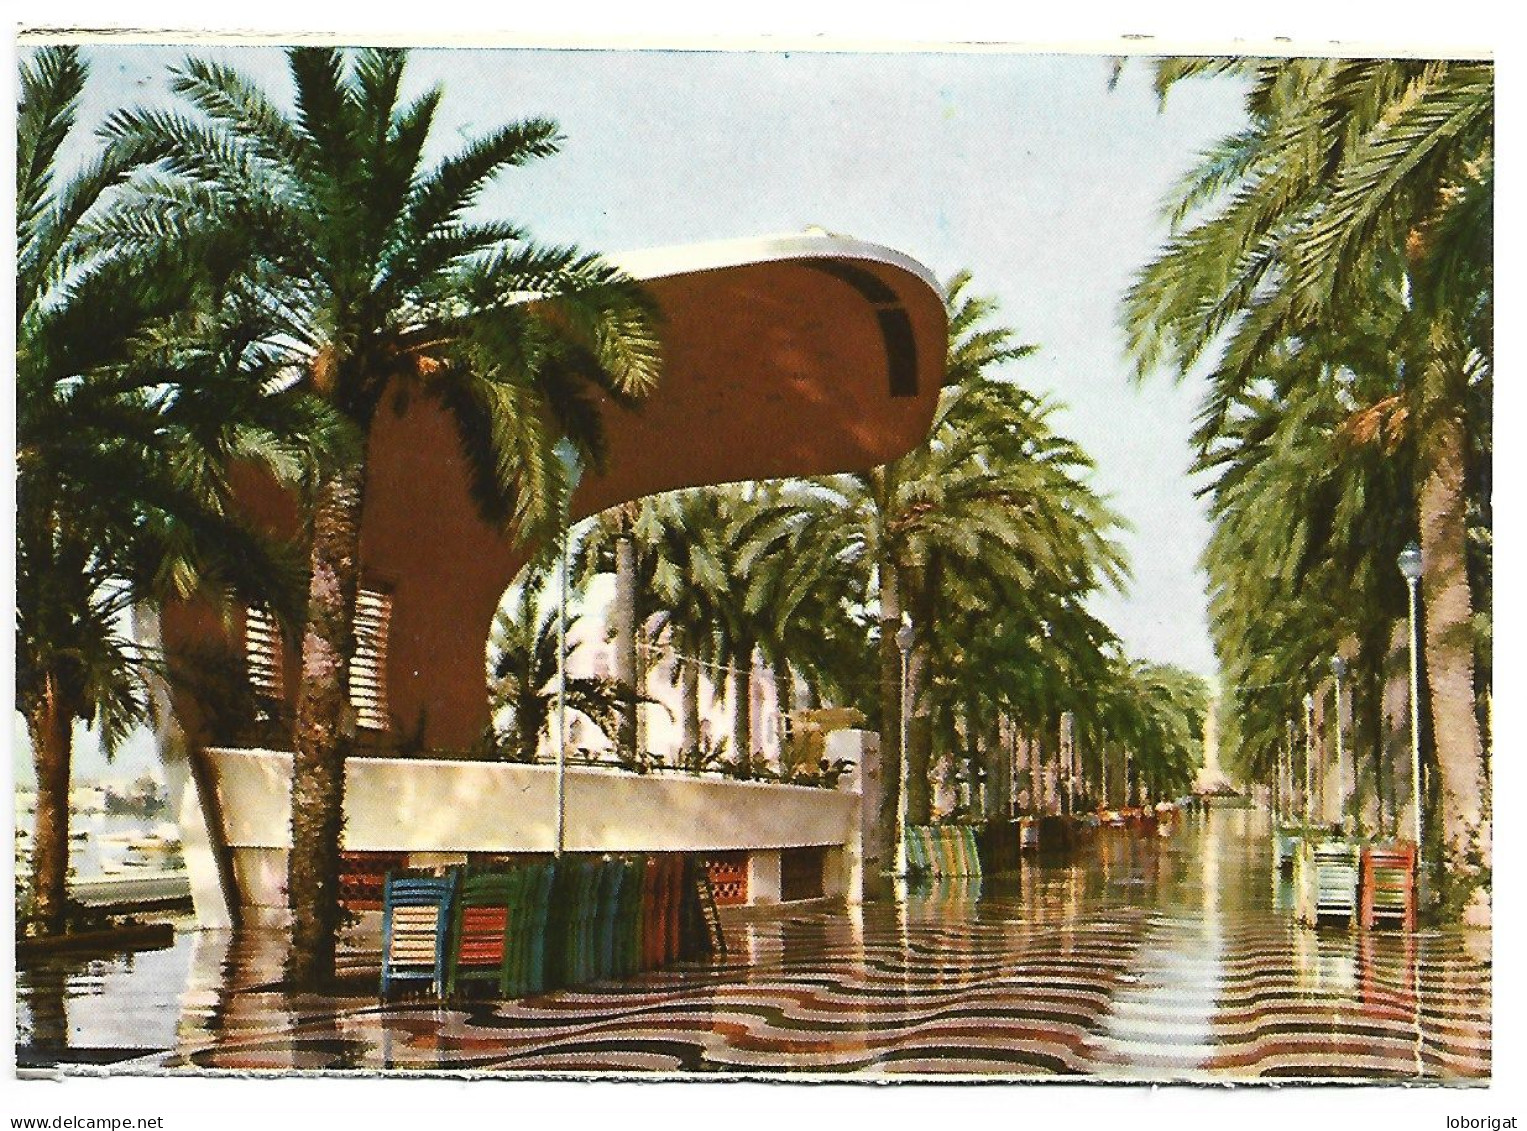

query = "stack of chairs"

[
  {"left": 616, "top": 856, "right": 645, "bottom": 978},
  {"left": 1361, "top": 842, "right": 1418, "bottom": 931},
  {"left": 382, "top": 851, "right": 723, "bottom": 1002},
  {"left": 1295, "top": 838, "right": 1361, "bottom": 927},
  {"left": 663, "top": 855, "right": 688, "bottom": 962},
  {"left": 641, "top": 856, "right": 667, "bottom": 971},
  {"left": 955, "top": 826, "right": 982, "bottom": 875},
  {"left": 593, "top": 856, "right": 626, "bottom": 981},
  {"left": 516, "top": 859, "right": 558, "bottom": 995},
  {"left": 380, "top": 870, "right": 459, "bottom": 1000},
  {"left": 904, "top": 826, "right": 931, "bottom": 875},
  {"left": 905, "top": 825, "right": 983, "bottom": 878},
  {"left": 446, "top": 869, "right": 522, "bottom": 999},
  {"left": 554, "top": 857, "right": 595, "bottom": 987}
]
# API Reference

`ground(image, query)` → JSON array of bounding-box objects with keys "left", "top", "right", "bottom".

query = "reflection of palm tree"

[
  {"left": 1199, "top": 358, "right": 1418, "bottom": 836},
  {"left": 100, "top": 47, "right": 662, "bottom": 982}
]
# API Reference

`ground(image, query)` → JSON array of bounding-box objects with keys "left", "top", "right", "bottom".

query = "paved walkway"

[{"left": 18, "top": 809, "right": 1490, "bottom": 1080}]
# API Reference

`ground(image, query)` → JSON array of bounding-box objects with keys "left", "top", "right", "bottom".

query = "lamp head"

[
  {"left": 1331, "top": 655, "right": 1348, "bottom": 680},
  {"left": 1397, "top": 542, "right": 1423, "bottom": 583}
]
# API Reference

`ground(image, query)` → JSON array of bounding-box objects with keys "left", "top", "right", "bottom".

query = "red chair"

[
  {"left": 1361, "top": 841, "right": 1418, "bottom": 931},
  {"left": 641, "top": 856, "right": 663, "bottom": 971}
]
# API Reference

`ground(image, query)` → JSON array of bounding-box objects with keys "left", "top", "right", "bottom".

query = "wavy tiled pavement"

[{"left": 130, "top": 810, "right": 1490, "bottom": 1081}]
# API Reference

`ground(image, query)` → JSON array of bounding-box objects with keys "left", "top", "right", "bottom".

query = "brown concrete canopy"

[{"left": 163, "top": 231, "right": 947, "bottom": 752}]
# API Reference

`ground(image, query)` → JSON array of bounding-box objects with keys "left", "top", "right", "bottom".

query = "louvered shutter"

[
  {"left": 350, "top": 587, "right": 392, "bottom": 731},
  {"left": 245, "top": 605, "right": 284, "bottom": 705}
]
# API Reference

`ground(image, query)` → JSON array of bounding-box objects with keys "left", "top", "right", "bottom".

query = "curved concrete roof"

[{"left": 165, "top": 232, "right": 948, "bottom": 752}]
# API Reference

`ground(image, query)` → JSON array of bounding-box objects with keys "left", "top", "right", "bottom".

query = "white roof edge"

[{"left": 607, "top": 231, "right": 942, "bottom": 296}]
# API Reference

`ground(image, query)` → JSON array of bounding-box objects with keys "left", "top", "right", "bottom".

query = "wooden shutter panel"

[
  {"left": 244, "top": 605, "right": 284, "bottom": 704},
  {"left": 350, "top": 587, "right": 392, "bottom": 731}
]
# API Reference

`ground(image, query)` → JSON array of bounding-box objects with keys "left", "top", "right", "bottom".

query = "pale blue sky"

[{"left": 26, "top": 44, "right": 1250, "bottom": 781}]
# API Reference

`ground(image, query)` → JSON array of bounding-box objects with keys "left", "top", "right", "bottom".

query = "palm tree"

[
  {"left": 487, "top": 563, "right": 641, "bottom": 764},
  {"left": 634, "top": 490, "right": 737, "bottom": 765},
  {"left": 1127, "top": 58, "right": 1491, "bottom": 918},
  {"left": 797, "top": 272, "right": 1127, "bottom": 864},
  {"left": 16, "top": 46, "right": 334, "bottom": 935},
  {"left": 1198, "top": 353, "right": 1423, "bottom": 834},
  {"left": 97, "top": 47, "right": 663, "bottom": 984}
]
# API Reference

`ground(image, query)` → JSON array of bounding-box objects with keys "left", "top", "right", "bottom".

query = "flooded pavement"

[{"left": 16, "top": 808, "right": 1490, "bottom": 1080}]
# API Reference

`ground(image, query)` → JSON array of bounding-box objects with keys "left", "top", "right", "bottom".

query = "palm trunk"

[
  {"left": 905, "top": 560, "right": 936, "bottom": 825},
  {"left": 517, "top": 692, "right": 541, "bottom": 764},
  {"left": 875, "top": 556, "right": 903, "bottom": 876},
  {"left": 287, "top": 463, "right": 366, "bottom": 990},
  {"left": 679, "top": 655, "right": 701, "bottom": 768},
  {"left": 26, "top": 670, "right": 73, "bottom": 936},
  {"left": 1418, "top": 400, "right": 1489, "bottom": 922},
  {"left": 731, "top": 641, "right": 754, "bottom": 778},
  {"left": 613, "top": 534, "right": 639, "bottom": 759},
  {"left": 773, "top": 656, "right": 794, "bottom": 770},
  {"left": 1356, "top": 626, "right": 1387, "bottom": 837}
]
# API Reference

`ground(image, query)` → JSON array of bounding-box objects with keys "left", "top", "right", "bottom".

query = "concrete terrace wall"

[{"left": 203, "top": 747, "right": 865, "bottom": 922}]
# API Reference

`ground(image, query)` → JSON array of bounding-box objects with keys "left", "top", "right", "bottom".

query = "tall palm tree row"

[
  {"left": 16, "top": 46, "right": 343, "bottom": 936},
  {"left": 554, "top": 271, "right": 1176, "bottom": 862},
  {"left": 96, "top": 46, "right": 665, "bottom": 985},
  {"left": 1127, "top": 58, "right": 1491, "bottom": 920}
]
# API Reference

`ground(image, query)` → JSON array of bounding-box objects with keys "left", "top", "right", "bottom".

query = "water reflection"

[
  {"left": 17, "top": 923, "right": 195, "bottom": 1059},
  {"left": 14, "top": 808, "right": 1490, "bottom": 1079}
]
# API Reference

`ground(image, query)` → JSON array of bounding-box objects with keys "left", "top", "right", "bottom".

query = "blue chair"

[
  {"left": 380, "top": 870, "right": 458, "bottom": 1000},
  {"left": 595, "top": 857, "right": 626, "bottom": 981}
]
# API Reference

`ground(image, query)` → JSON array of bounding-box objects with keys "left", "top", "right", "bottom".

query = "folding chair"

[
  {"left": 519, "top": 859, "right": 558, "bottom": 995},
  {"left": 617, "top": 855, "right": 647, "bottom": 978},
  {"left": 446, "top": 869, "right": 522, "bottom": 999},
  {"left": 594, "top": 856, "right": 627, "bottom": 981},
  {"left": 380, "top": 870, "right": 458, "bottom": 1000},
  {"left": 1361, "top": 842, "right": 1418, "bottom": 931}
]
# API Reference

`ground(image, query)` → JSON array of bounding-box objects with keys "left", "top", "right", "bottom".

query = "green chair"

[
  {"left": 904, "top": 826, "right": 928, "bottom": 876},
  {"left": 617, "top": 855, "right": 646, "bottom": 978},
  {"left": 520, "top": 859, "right": 558, "bottom": 994},
  {"left": 663, "top": 853, "right": 685, "bottom": 964},
  {"left": 595, "top": 857, "right": 627, "bottom": 980},
  {"left": 1294, "top": 837, "right": 1360, "bottom": 927},
  {"left": 544, "top": 857, "right": 583, "bottom": 989},
  {"left": 445, "top": 868, "right": 522, "bottom": 999}
]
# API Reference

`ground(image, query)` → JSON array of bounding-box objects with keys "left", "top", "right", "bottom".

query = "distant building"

[
  {"left": 68, "top": 785, "right": 107, "bottom": 814},
  {"left": 546, "top": 574, "right": 786, "bottom": 770}
]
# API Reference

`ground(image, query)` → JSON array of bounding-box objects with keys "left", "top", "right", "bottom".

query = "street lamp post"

[
  {"left": 1284, "top": 720, "right": 1295, "bottom": 824},
  {"left": 1303, "top": 693, "right": 1315, "bottom": 826},
  {"left": 1398, "top": 542, "right": 1424, "bottom": 849},
  {"left": 895, "top": 621, "right": 915, "bottom": 877},
  {"left": 1331, "top": 655, "right": 1348, "bottom": 830},
  {"left": 552, "top": 440, "right": 584, "bottom": 859}
]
